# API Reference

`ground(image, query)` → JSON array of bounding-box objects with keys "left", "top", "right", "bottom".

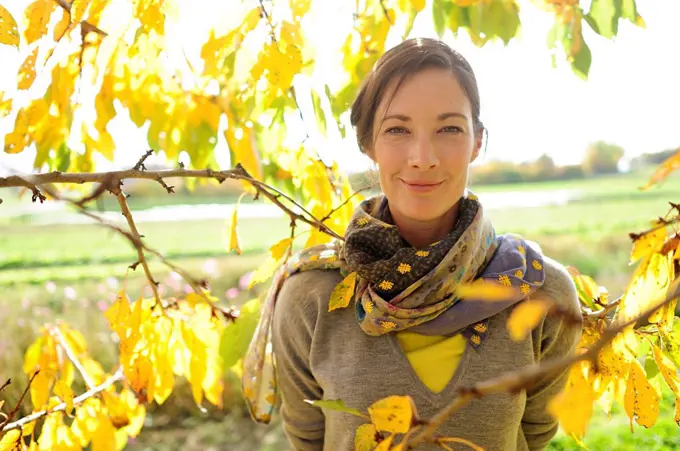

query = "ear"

[
  {"left": 470, "top": 132, "right": 483, "bottom": 163},
  {"left": 364, "top": 146, "right": 376, "bottom": 163}
]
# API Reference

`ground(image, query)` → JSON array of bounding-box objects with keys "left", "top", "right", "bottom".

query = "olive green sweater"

[{"left": 271, "top": 255, "right": 581, "bottom": 451}]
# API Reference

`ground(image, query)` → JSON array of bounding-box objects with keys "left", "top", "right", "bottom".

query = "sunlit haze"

[{"left": 1, "top": 0, "right": 678, "bottom": 176}]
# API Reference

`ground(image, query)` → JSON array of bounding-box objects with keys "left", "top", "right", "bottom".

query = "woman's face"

[{"left": 366, "top": 68, "right": 482, "bottom": 228}]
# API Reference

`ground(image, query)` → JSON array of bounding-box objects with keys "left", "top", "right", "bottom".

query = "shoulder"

[
  {"left": 275, "top": 268, "right": 344, "bottom": 325},
  {"left": 535, "top": 254, "right": 580, "bottom": 315}
]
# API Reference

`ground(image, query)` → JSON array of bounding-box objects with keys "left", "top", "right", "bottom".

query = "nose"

[{"left": 408, "top": 135, "right": 439, "bottom": 169}]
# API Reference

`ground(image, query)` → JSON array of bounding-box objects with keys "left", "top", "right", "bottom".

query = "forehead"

[{"left": 378, "top": 68, "right": 470, "bottom": 116}]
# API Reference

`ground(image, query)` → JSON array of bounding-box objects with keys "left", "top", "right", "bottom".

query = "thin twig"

[
  {"left": 379, "top": 0, "right": 393, "bottom": 24},
  {"left": 134, "top": 150, "right": 154, "bottom": 171},
  {"left": 114, "top": 190, "right": 162, "bottom": 307},
  {"left": 434, "top": 436, "right": 485, "bottom": 451},
  {"left": 0, "top": 371, "right": 39, "bottom": 430},
  {"left": 47, "top": 325, "right": 96, "bottom": 390},
  {"left": 320, "top": 185, "right": 370, "bottom": 223},
  {"left": 0, "top": 379, "right": 10, "bottom": 393},
  {"left": 233, "top": 165, "right": 344, "bottom": 241},
  {"left": 1, "top": 370, "right": 123, "bottom": 433},
  {"left": 0, "top": 167, "right": 344, "bottom": 241},
  {"left": 582, "top": 296, "right": 622, "bottom": 319},
  {"left": 404, "top": 275, "right": 680, "bottom": 448},
  {"left": 629, "top": 213, "right": 680, "bottom": 241},
  {"left": 54, "top": 0, "right": 108, "bottom": 36}
]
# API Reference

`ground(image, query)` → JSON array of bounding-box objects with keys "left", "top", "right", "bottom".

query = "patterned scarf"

[{"left": 242, "top": 192, "right": 545, "bottom": 424}]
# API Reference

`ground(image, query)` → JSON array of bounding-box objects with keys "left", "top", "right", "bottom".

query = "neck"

[{"left": 391, "top": 201, "right": 461, "bottom": 249}]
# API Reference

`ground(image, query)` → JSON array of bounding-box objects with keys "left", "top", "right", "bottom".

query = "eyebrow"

[{"left": 381, "top": 112, "right": 468, "bottom": 122}]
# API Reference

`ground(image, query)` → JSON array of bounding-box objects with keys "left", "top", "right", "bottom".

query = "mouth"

[{"left": 400, "top": 179, "right": 443, "bottom": 193}]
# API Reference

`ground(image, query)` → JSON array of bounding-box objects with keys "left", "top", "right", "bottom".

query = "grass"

[{"left": 1, "top": 169, "right": 679, "bottom": 449}]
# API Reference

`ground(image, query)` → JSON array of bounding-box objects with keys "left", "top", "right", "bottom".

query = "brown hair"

[{"left": 350, "top": 37, "right": 484, "bottom": 154}]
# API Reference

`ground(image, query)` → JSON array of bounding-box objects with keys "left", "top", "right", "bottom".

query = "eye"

[
  {"left": 440, "top": 126, "right": 463, "bottom": 134},
  {"left": 385, "top": 126, "right": 409, "bottom": 135}
]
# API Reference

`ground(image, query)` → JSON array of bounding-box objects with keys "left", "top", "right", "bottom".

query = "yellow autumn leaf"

[
  {"left": 29, "top": 369, "right": 52, "bottom": 410},
  {"left": 248, "top": 256, "right": 281, "bottom": 289},
  {"left": 547, "top": 362, "right": 595, "bottom": 438},
  {"left": 0, "top": 92, "right": 11, "bottom": 119},
  {"left": 0, "top": 4, "right": 19, "bottom": 48},
  {"left": 615, "top": 252, "right": 673, "bottom": 326},
  {"left": 630, "top": 226, "right": 667, "bottom": 264},
  {"left": 70, "top": 0, "right": 91, "bottom": 23},
  {"left": 624, "top": 358, "right": 660, "bottom": 430},
  {"left": 641, "top": 148, "right": 680, "bottom": 190},
  {"left": 53, "top": 380, "right": 74, "bottom": 416},
  {"left": 227, "top": 205, "right": 241, "bottom": 255},
  {"left": 374, "top": 434, "right": 394, "bottom": 451},
  {"left": 23, "top": 0, "right": 56, "bottom": 44},
  {"left": 354, "top": 423, "right": 378, "bottom": 451},
  {"left": 17, "top": 47, "right": 38, "bottom": 90},
  {"left": 224, "top": 117, "right": 263, "bottom": 186},
  {"left": 0, "top": 430, "right": 21, "bottom": 450},
  {"left": 328, "top": 271, "right": 357, "bottom": 312},
  {"left": 305, "top": 226, "right": 332, "bottom": 249},
  {"left": 455, "top": 279, "right": 518, "bottom": 302},
  {"left": 507, "top": 298, "right": 552, "bottom": 341},
  {"left": 289, "top": 0, "right": 311, "bottom": 21},
  {"left": 651, "top": 343, "right": 680, "bottom": 396},
  {"left": 367, "top": 395, "right": 416, "bottom": 434},
  {"left": 53, "top": 9, "right": 70, "bottom": 40},
  {"left": 270, "top": 237, "right": 293, "bottom": 260}
]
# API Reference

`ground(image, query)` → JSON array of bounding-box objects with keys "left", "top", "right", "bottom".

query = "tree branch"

[
  {"left": 0, "top": 166, "right": 344, "bottom": 241},
  {"left": 47, "top": 325, "right": 96, "bottom": 390},
  {"left": 0, "top": 371, "right": 39, "bottom": 430},
  {"left": 1, "top": 369, "right": 123, "bottom": 433},
  {"left": 404, "top": 275, "right": 680, "bottom": 448},
  {"left": 113, "top": 189, "right": 162, "bottom": 307}
]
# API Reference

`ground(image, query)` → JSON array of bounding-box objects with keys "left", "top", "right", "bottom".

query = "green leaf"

[
  {"left": 586, "top": 0, "right": 621, "bottom": 39},
  {"left": 495, "top": 0, "right": 520, "bottom": 45},
  {"left": 621, "top": 0, "right": 644, "bottom": 26},
  {"left": 310, "top": 89, "right": 326, "bottom": 137},
  {"left": 662, "top": 321, "right": 680, "bottom": 370},
  {"left": 432, "top": 0, "right": 448, "bottom": 38},
  {"left": 55, "top": 143, "right": 71, "bottom": 172},
  {"left": 304, "top": 399, "right": 366, "bottom": 418},
  {"left": 644, "top": 350, "right": 661, "bottom": 380},
  {"left": 219, "top": 298, "right": 261, "bottom": 369},
  {"left": 571, "top": 40, "right": 592, "bottom": 80}
]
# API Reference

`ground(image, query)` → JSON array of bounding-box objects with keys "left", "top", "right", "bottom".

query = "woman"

[{"left": 242, "top": 37, "right": 582, "bottom": 451}]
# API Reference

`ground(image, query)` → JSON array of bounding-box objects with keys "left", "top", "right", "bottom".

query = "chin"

[{"left": 397, "top": 201, "right": 449, "bottom": 223}]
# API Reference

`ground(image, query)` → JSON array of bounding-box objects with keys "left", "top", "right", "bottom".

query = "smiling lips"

[{"left": 400, "top": 179, "right": 443, "bottom": 193}]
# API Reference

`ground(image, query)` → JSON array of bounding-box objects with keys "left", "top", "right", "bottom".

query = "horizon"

[{"left": 1, "top": 0, "right": 679, "bottom": 177}]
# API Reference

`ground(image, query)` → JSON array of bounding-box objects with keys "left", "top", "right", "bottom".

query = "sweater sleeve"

[
  {"left": 521, "top": 258, "right": 582, "bottom": 451},
  {"left": 271, "top": 271, "right": 326, "bottom": 451}
]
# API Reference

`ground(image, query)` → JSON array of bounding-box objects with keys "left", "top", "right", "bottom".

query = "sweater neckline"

[{"left": 386, "top": 332, "right": 473, "bottom": 404}]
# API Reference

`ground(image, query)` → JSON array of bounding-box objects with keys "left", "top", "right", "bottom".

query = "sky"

[{"left": 0, "top": 0, "right": 679, "bottom": 176}]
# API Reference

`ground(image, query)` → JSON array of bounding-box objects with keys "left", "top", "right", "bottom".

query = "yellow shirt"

[{"left": 395, "top": 331, "right": 467, "bottom": 393}]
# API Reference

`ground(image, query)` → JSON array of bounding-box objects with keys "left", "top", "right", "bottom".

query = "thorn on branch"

[
  {"left": 134, "top": 150, "right": 154, "bottom": 171},
  {"left": 129, "top": 260, "right": 141, "bottom": 271},
  {"left": 670, "top": 201, "right": 680, "bottom": 212},
  {"left": 0, "top": 379, "right": 10, "bottom": 393},
  {"left": 31, "top": 187, "right": 46, "bottom": 203},
  {"left": 156, "top": 177, "right": 175, "bottom": 194}
]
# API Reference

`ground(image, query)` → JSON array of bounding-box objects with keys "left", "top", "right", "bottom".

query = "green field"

[{"left": 1, "top": 169, "right": 679, "bottom": 450}]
